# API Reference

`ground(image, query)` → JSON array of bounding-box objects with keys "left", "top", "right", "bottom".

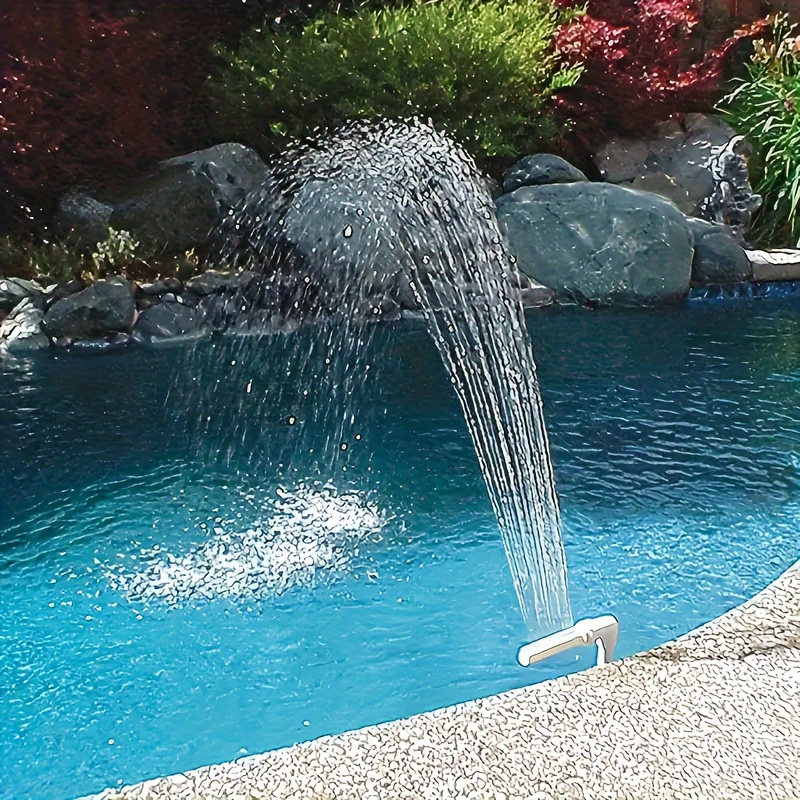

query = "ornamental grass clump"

[
  {"left": 213, "top": 0, "right": 581, "bottom": 165},
  {"left": 722, "top": 17, "right": 800, "bottom": 246}
]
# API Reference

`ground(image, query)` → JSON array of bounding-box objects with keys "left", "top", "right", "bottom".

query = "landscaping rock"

[
  {"left": 199, "top": 292, "right": 250, "bottom": 331},
  {"left": 594, "top": 113, "right": 761, "bottom": 240},
  {"left": 132, "top": 300, "right": 207, "bottom": 344},
  {"left": 0, "top": 277, "right": 43, "bottom": 312},
  {"left": 0, "top": 297, "right": 48, "bottom": 353},
  {"left": 42, "top": 277, "right": 135, "bottom": 343},
  {"left": 746, "top": 249, "right": 800, "bottom": 282},
  {"left": 44, "top": 278, "right": 85, "bottom": 306},
  {"left": 137, "top": 278, "right": 183, "bottom": 297},
  {"left": 105, "top": 143, "right": 269, "bottom": 258},
  {"left": 496, "top": 183, "right": 693, "bottom": 305},
  {"left": 688, "top": 218, "right": 751, "bottom": 285},
  {"left": 52, "top": 189, "right": 114, "bottom": 246},
  {"left": 508, "top": 270, "right": 556, "bottom": 307},
  {"left": 502, "top": 154, "right": 587, "bottom": 193},
  {"left": 185, "top": 270, "right": 257, "bottom": 296}
]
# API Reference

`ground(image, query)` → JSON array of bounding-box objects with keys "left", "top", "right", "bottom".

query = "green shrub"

[
  {"left": 213, "top": 0, "right": 581, "bottom": 165},
  {"left": 721, "top": 16, "right": 800, "bottom": 246}
]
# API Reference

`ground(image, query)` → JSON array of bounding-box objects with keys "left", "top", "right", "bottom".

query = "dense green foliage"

[
  {"left": 722, "top": 18, "right": 800, "bottom": 246},
  {"left": 213, "top": 0, "right": 581, "bottom": 165}
]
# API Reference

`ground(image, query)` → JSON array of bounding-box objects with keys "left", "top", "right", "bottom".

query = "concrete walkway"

[{"left": 96, "top": 563, "right": 800, "bottom": 800}]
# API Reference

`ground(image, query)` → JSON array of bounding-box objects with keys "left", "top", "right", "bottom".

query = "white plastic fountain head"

[{"left": 517, "top": 615, "right": 619, "bottom": 668}]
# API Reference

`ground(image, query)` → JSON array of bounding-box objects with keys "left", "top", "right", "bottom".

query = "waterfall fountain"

[{"left": 212, "top": 119, "right": 572, "bottom": 636}]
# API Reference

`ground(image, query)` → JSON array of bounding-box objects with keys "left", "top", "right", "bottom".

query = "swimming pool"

[{"left": 2, "top": 301, "right": 799, "bottom": 800}]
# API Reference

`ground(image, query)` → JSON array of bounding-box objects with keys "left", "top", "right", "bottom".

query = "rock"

[
  {"left": 503, "top": 155, "right": 587, "bottom": 193},
  {"left": 357, "top": 294, "right": 402, "bottom": 322},
  {"left": 687, "top": 218, "right": 751, "bottom": 284},
  {"left": 0, "top": 277, "right": 43, "bottom": 312},
  {"left": 42, "top": 277, "right": 136, "bottom": 343},
  {"left": 496, "top": 183, "right": 693, "bottom": 306},
  {"left": 176, "top": 292, "right": 200, "bottom": 309},
  {"left": 0, "top": 297, "right": 48, "bottom": 353},
  {"left": 746, "top": 248, "right": 800, "bottom": 282},
  {"left": 199, "top": 292, "right": 250, "bottom": 331},
  {"left": 44, "top": 278, "right": 85, "bottom": 307},
  {"left": 508, "top": 270, "right": 556, "bottom": 307},
  {"left": 52, "top": 189, "right": 114, "bottom": 246},
  {"left": 520, "top": 284, "right": 555, "bottom": 307},
  {"left": 137, "top": 278, "right": 183, "bottom": 297},
  {"left": 132, "top": 300, "right": 208, "bottom": 344},
  {"left": 228, "top": 308, "right": 301, "bottom": 336},
  {"left": 594, "top": 113, "right": 761, "bottom": 240},
  {"left": 110, "top": 143, "right": 270, "bottom": 257},
  {"left": 185, "top": 270, "right": 257, "bottom": 296}
]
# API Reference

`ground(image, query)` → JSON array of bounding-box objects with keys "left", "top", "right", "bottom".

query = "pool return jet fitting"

[{"left": 518, "top": 615, "right": 619, "bottom": 668}]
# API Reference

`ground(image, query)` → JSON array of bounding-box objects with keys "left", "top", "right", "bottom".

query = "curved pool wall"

[
  {"left": 3, "top": 300, "right": 800, "bottom": 798},
  {"left": 91, "top": 561, "right": 800, "bottom": 800}
]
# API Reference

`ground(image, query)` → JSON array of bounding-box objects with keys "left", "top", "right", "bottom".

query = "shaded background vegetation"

[{"left": 0, "top": 0, "right": 773, "bottom": 254}]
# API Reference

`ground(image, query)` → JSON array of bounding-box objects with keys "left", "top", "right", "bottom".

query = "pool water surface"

[{"left": 1, "top": 302, "right": 799, "bottom": 800}]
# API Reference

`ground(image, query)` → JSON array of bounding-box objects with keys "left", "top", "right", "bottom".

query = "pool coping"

[{"left": 93, "top": 561, "right": 800, "bottom": 800}]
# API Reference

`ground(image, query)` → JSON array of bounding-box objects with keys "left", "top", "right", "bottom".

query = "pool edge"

[{"left": 90, "top": 561, "right": 800, "bottom": 799}]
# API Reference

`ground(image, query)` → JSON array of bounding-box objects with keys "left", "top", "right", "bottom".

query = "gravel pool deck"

[{"left": 95, "top": 562, "right": 800, "bottom": 800}]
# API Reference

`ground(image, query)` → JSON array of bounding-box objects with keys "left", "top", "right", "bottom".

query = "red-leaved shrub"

[
  {"left": 0, "top": 1, "right": 251, "bottom": 227},
  {"left": 554, "top": 0, "right": 767, "bottom": 155}
]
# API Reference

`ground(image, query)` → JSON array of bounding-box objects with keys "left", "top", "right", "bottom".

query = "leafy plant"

[
  {"left": 553, "top": 0, "right": 766, "bottom": 155},
  {"left": 90, "top": 229, "right": 140, "bottom": 279},
  {"left": 721, "top": 16, "right": 800, "bottom": 245},
  {"left": 213, "top": 0, "right": 581, "bottom": 165}
]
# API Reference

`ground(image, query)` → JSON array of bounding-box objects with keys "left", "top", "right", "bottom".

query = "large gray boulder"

[
  {"left": 687, "top": 218, "right": 752, "bottom": 285},
  {"left": 132, "top": 299, "right": 207, "bottom": 344},
  {"left": 496, "top": 182, "right": 693, "bottom": 305},
  {"left": 503, "top": 154, "right": 587, "bottom": 193},
  {"left": 594, "top": 114, "right": 761, "bottom": 241},
  {"left": 111, "top": 143, "right": 269, "bottom": 257},
  {"left": 52, "top": 190, "right": 114, "bottom": 246},
  {"left": 0, "top": 297, "right": 48, "bottom": 353},
  {"left": 54, "top": 143, "right": 269, "bottom": 257},
  {"left": 42, "top": 277, "right": 135, "bottom": 343}
]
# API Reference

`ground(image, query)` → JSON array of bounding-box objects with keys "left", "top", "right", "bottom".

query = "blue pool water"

[{"left": 2, "top": 301, "right": 800, "bottom": 800}]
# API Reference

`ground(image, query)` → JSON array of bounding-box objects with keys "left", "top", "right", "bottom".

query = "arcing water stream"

[{"left": 212, "top": 119, "right": 571, "bottom": 635}]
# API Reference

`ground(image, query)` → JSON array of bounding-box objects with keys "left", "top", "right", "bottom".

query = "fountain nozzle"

[{"left": 517, "top": 615, "right": 619, "bottom": 668}]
